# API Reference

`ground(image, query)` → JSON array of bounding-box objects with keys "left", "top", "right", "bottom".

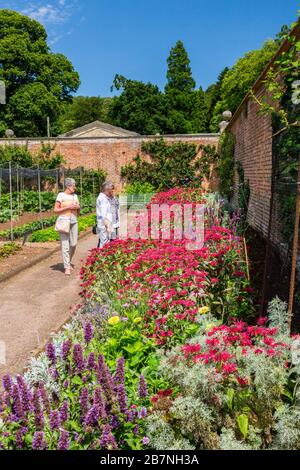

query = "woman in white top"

[
  {"left": 96, "top": 181, "right": 119, "bottom": 248},
  {"left": 54, "top": 178, "right": 80, "bottom": 276}
]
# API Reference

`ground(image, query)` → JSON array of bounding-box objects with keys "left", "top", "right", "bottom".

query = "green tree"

[
  {"left": 56, "top": 96, "right": 113, "bottom": 134},
  {"left": 109, "top": 75, "right": 168, "bottom": 135},
  {"left": 165, "top": 40, "right": 208, "bottom": 133},
  {"left": 0, "top": 9, "right": 80, "bottom": 137},
  {"left": 209, "top": 40, "right": 277, "bottom": 130},
  {"left": 205, "top": 67, "right": 229, "bottom": 131}
]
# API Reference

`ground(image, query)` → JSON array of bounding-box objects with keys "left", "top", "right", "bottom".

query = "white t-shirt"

[{"left": 56, "top": 192, "right": 79, "bottom": 223}]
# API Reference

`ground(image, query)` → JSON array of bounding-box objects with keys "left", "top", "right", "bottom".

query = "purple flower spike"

[
  {"left": 49, "top": 410, "right": 60, "bottom": 431},
  {"left": 100, "top": 424, "right": 118, "bottom": 450},
  {"left": 83, "top": 321, "right": 94, "bottom": 344},
  {"left": 15, "top": 427, "right": 27, "bottom": 449},
  {"left": 46, "top": 342, "right": 56, "bottom": 365},
  {"left": 117, "top": 383, "right": 127, "bottom": 413},
  {"left": 80, "top": 388, "right": 89, "bottom": 418},
  {"left": 16, "top": 376, "right": 30, "bottom": 414},
  {"left": 61, "top": 339, "right": 72, "bottom": 360},
  {"left": 2, "top": 375, "right": 12, "bottom": 395},
  {"left": 139, "top": 406, "right": 147, "bottom": 419},
  {"left": 33, "top": 389, "right": 44, "bottom": 430},
  {"left": 32, "top": 431, "right": 47, "bottom": 450},
  {"left": 73, "top": 344, "right": 85, "bottom": 373},
  {"left": 84, "top": 404, "right": 100, "bottom": 427},
  {"left": 51, "top": 367, "right": 59, "bottom": 381},
  {"left": 138, "top": 375, "right": 148, "bottom": 398},
  {"left": 57, "top": 429, "right": 70, "bottom": 451},
  {"left": 12, "top": 384, "right": 24, "bottom": 420},
  {"left": 142, "top": 436, "right": 150, "bottom": 446},
  {"left": 97, "top": 354, "right": 105, "bottom": 384},
  {"left": 111, "top": 415, "right": 120, "bottom": 429},
  {"left": 93, "top": 388, "right": 107, "bottom": 419},
  {"left": 87, "top": 352, "right": 96, "bottom": 370},
  {"left": 114, "top": 357, "right": 125, "bottom": 386},
  {"left": 38, "top": 383, "right": 50, "bottom": 415},
  {"left": 60, "top": 401, "right": 69, "bottom": 423}
]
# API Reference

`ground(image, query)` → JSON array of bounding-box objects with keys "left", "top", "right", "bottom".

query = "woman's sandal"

[{"left": 65, "top": 268, "right": 71, "bottom": 276}]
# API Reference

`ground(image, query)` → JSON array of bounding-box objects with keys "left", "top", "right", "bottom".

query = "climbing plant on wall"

[
  {"left": 217, "top": 130, "right": 235, "bottom": 199},
  {"left": 251, "top": 24, "right": 300, "bottom": 244}
]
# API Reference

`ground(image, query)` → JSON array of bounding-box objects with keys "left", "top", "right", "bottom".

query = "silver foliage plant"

[
  {"left": 146, "top": 297, "right": 300, "bottom": 450},
  {"left": 23, "top": 301, "right": 110, "bottom": 394}
]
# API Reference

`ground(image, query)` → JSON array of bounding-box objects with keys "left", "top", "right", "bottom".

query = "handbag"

[
  {"left": 92, "top": 224, "right": 98, "bottom": 235},
  {"left": 55, "top": 216, "right": 71, "bottom": 234}
]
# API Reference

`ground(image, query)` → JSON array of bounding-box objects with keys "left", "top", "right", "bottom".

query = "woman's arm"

[{"left": 54, "top": 201, "right": 78, "bottom": 214}]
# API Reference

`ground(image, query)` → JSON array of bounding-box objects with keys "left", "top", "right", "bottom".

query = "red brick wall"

[
  {"left": 0, "top": 134, "right": 219, "bottom": 191},
  {"left": 229, "top": 88, "right": 274, "bottom": 240}
]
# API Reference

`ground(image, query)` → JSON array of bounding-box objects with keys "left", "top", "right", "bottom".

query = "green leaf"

[
  {"left": 69, "top": 420, "right": 81, "bottom": 432},
  {"left": 237, "top": 414, "right": 249, "bottom": 439},
  {"left": 71, "top": 376, "right": 83, "bottom": 386},
  {"left": 226, "top": 388, "right": 235, "bottom": 410}
]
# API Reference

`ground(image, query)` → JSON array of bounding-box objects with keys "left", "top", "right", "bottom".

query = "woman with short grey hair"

[
  {"left": 96, "top": 181, "right": 119, "bottom": 248},
  {"left": 54, "top": 178, "right": 80, "bottom": 276}
]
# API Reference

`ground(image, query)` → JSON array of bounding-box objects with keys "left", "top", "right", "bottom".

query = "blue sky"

[{"left": 1, "top": 0, "right": 299, "bottom": 96}]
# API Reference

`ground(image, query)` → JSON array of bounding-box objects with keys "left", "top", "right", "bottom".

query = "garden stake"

[
  {"left": 288, "top": 153, "right": 300, "bottom": 333},
  {"left": 9, "top": 161, "right": 13, "bottom": 241},
  {"left": 243, "top": 237, "right": 250, "bottom": 281}
]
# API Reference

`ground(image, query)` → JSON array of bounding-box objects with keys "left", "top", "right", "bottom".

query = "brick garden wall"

[
  {"left": 0, "top": 134, "right": 219, "bottom": 191},
  {"left": 230, "top": 88, "right": 274, "bottom": 237}
]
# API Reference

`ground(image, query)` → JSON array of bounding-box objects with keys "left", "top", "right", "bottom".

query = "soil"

[
  {"left": 0, "top": 242, "right": 57, "bottom": 280},
  {"left": 0, "top": 232, "right": 98, "bottom": 380},
  {"left": 0, "top": 210, "right": 54, "bottom": 232}
]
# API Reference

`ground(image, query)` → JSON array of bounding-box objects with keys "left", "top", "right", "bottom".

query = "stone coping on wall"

[{"left": 0, "top": 133, "right": 220, "bottom": 144}]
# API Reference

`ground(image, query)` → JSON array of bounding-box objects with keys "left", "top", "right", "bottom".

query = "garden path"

[{"left": 0, "top": 233, "right": 97, "bottom": 380}]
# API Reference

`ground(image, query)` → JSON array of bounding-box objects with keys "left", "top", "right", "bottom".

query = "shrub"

[{"left": 0, "top": 242, "right": 21, "bottom": 258}]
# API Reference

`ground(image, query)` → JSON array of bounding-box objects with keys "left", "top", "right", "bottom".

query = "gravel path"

[{"left": 0, "top": 233, "right": 97, "bottom": 380}]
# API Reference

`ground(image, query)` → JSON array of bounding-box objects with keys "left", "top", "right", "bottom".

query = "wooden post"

[{"left": 288, "top": 152, "right": 300, "bottom": 332}]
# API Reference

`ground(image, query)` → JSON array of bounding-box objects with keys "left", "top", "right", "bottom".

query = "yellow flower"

[
  {"left": 133, "top": 317, "right": 143, "bottom": 324},
  {"left": 199, "top": 306, "right": 210, "bottom": 315},
  {"left": 108, "top": 316, "right": 120, "bottom": 326}
]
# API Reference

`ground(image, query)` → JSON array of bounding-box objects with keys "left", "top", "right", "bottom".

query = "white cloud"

[
  {"left": 10, "top": 0, "right": 81, "bottom": 45},
  {"left": 22, "top": 1, "right": 75, "bottom": 25}
]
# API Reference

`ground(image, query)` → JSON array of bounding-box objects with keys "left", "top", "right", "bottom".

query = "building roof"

[
  {"left": 59, "top": 120, "right": 140, "bottom": 138},
  {"left": 227, "top": 19, "right": 300, "bottom": 129}
]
